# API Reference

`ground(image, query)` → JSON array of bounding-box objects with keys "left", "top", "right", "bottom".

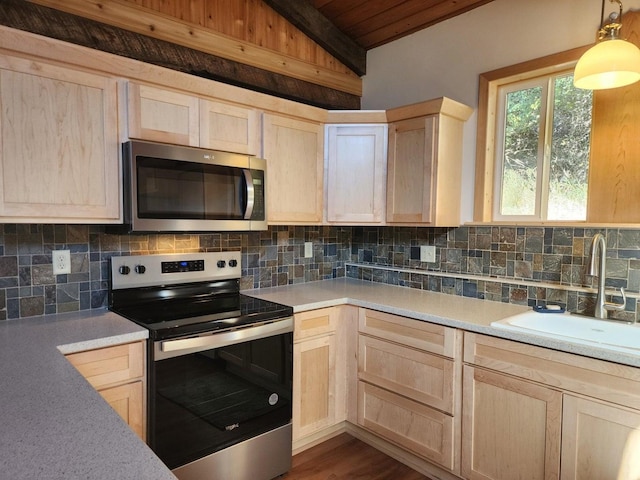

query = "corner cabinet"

[
  {"left": 0, "top": 54, "right": 120, "bottom": 223},
  {"left": 263, "top": 114, "right": 324, "bottom": 224},
  {"left": 386, "top": 98, "right": 473, "bottom": 226},
  {"left": 66, "top": 341, "right": 146, "bottom": 440},
  {"left": 463, "top": 332, "right": 640, "bottom": 480},
  {"left": 325, "top": 124, "right": 388, "bottom": 224},
  {"left": 127, "top": 82, "right": 260, "bottom": 155}
]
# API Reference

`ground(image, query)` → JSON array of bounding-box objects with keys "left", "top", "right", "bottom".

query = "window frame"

[{"left": 473, "top": 45, "right": 591, "bottom": 223}]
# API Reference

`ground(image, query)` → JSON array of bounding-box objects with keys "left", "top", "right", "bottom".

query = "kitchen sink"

[{"left": 491, "top": 310, "right": 640, "bottom": 356}]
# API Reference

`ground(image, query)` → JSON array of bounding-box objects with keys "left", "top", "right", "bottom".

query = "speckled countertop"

[
  {"left": 0, "top": 309, "right": 176, "bottom": 480},
  {"left": 244, "top": 278, "right": 640, "bottom": 368}
]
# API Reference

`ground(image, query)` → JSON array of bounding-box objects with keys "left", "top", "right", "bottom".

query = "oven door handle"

[{"left": 155, "top": 317, "right": 293, "bottom": 360}]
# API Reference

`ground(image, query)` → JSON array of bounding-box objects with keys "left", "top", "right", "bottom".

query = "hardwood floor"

[{"left": 281, "top": 434, "right": 432, "bottom": 479}]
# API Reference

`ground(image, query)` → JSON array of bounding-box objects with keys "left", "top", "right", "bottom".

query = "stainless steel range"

[{"left": 109, "top": 252, "right": 293, "bottom": 480}]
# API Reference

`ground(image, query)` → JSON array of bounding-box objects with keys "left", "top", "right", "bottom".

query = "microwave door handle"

[{"left": 243, "top": 169, "right": 255, "bottom": 220}]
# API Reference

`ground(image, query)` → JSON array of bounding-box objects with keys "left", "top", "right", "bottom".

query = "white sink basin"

[{"left": 491, "top": 310, "right": 640, "bottom": 356}]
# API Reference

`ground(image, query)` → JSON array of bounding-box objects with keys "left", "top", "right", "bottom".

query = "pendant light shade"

[{"left": 574, "top": 0, "right": 640, "bottom": 90}]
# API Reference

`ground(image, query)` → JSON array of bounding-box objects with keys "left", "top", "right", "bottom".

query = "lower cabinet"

[
  {"left": 357, "top": 308, "right": 462, "bottom": 473},
  {"left": 463, "top": 332, "right": 640, "bottom": 480},
  {"left": 65, "top": 341, "right": 146, "bottom": 440}
]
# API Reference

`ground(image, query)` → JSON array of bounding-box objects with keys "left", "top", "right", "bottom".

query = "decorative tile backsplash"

[{"left": 1, "top": 223, "right": 639, "bottom": 322}]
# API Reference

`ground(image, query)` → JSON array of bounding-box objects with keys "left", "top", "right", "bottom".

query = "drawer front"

[
  {"left": 357, "top": 381, "right": 455, "bottom": 470},
  {"left": 359, "top": 335, "right": 455, "bottom": 414},
  {"left": 294, "top": 307, "right": 337, "bottom": 341},
  {"left": 359, "top": 308, "right": 458, "bottom": 358},
  {"left": 464, "top": 332, "right": 640, "bottom": 410},
  {"left": 66, "top": 341, "right": 145, "bottom": 389}
]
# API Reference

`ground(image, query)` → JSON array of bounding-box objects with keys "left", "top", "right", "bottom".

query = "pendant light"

[{"left": 574, "top": 0, "right": 640, "bottom": 90}]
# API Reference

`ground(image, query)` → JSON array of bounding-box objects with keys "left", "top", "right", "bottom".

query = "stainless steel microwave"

[{"left": 121, "top": 140, "right": 267, "bottom": 232}]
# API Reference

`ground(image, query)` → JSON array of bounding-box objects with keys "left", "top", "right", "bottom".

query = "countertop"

[
  {"left": 0, "top": 309, "right": 176, "bottom": 480},
  {"left": 244, "top": 278, "right": 640, "bottom": 368}
]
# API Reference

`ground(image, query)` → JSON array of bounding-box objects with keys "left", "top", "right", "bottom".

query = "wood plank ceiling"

[{"left": 311, "top": 0, "right": 495, "bottom": 50}]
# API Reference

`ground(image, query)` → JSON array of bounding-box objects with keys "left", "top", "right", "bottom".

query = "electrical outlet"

[
  {"left": 304, "top": 242, "right": 313, "bottom": 258},
  {"left": 52, "top": 250, "right": 71, "bottom": 275},
  {"left": 420, "top": 245, "right": 436, "bottom": 263}
]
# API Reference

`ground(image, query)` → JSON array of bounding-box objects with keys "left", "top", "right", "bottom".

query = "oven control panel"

[{"left": 111, "top": 252, "right": 241, "bottom": 289}]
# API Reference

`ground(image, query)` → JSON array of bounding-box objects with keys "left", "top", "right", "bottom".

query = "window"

[
  {"left": 473, "top": 45, "right": 595, "bottom": 223},
  {"left": 494, "top": 72, "right": 592, "bottom": 221}
]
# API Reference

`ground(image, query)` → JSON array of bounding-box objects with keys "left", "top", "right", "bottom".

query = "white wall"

[{"left": 362, "top": 0, "right": 640, "bottom": 222}]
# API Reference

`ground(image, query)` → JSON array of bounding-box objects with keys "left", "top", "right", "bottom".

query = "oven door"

[{"left": 148, "top": 319, "right": 293, "bottom": 471}]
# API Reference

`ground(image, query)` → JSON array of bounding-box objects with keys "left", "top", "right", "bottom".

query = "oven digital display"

[{"left": 161, "top": 260, "right": 205, "bottom": 273}]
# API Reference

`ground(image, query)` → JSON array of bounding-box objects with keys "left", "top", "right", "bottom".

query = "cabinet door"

[
  {"left": 200, "top": 99, "right": 260, "bottom": 155},
  {"left": 293, "top": 334, "right": 337, "bottom": 440},
  {"left": 0, "top": 55, "right": 120, "bottom": 221},
  {"left": 325, "top": 125, "right": 387, "bottom": 223},
  {"left": 562, "top": 395, "right": 640, "bottom": 480},
  {"left": 263, "top": 114, "right": 323, "bottom": 223},
  {"left": 127, "top": 82, "right": 199, "bottom": 146},
  {"left": 98, "top": 380, "right": 145, "bottom": 440},
  {"left": 461, "top": 365, "right": 562, "bottom": 480},
  {"left": 386, "top": 116, "right": 435, "bottom": 223}
]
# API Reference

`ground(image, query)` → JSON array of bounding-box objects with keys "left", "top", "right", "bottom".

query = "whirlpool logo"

[{"left": 225, "top": 423, "right": 239, "bottom": 431}]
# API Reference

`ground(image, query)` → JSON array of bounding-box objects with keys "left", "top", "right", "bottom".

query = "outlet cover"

[
  {"left": 420, "top": 245, "right": 436, "bottom": 263},
  {"left": 52, "top": 249, "right": 71, "bottom": 275},
  {"left": 304, "top": 242, "right": 313, "bottom": 258}
]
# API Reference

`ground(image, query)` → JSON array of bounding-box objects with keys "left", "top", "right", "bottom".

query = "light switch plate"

[
  {"left": 304, "top": 242, "right": 313, "bottom": 258},
  {"left": 420, "top": 245, "right": 436, "bottom": 263}
]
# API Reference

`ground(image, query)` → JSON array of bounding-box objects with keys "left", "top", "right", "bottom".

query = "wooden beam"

[
  {"left": 0, "top": 0, "right": 359, "bottom": 110},
  {"left": 262, "top": 0, "right": 367, "bottom": 76},
  {"left": 26, "top": 0, "right": 362, "bottom": 96}
]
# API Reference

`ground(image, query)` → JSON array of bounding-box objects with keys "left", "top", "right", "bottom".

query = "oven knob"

[
  {"left": 229, "top": 259, "right": 238, "bottom": 267},
  {"left": 217, "top": 260, "right": 226, "bottom": 268},
  {"left": 135, "top": 265, "right": 146, "bottom": 274},
  {"left": 118, "top": 265, "right": 131, "bottom": 275}
]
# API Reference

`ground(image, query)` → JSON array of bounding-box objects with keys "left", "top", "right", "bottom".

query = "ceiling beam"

[{"left": 262, "top": 0, "right": 367, "bottom": 77}]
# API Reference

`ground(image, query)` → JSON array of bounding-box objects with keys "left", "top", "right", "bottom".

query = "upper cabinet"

[
  {"left": 325, "top": 124, "right": 388, "bottom": 224},
  {"left": 263, "top": 113, "right": 324, "bottom": 224},
  {"left": 386, "top": 98, "right": 473, "bottom": 226},
  {"left": 0, "top": 54, "right": 120, "bottom": 223},
  {"left": 127, "top": 82, "right": 260, "bottom": 155}
]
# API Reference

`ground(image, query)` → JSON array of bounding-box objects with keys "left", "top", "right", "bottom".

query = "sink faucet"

[{"left": 588, "top": 233, "right": 626, "bottom": 319}]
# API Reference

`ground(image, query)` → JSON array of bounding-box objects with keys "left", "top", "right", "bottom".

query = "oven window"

[
  {"left": 150, "top": 332, "right": 293, "bottom": 469},
  {"left": 136, "top": 157, "right": 247, "bottom": 220}
]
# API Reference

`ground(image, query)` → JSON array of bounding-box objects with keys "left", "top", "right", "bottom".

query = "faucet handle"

[{"left": 604, "top": 287, "right": 627, "bottom": 312}]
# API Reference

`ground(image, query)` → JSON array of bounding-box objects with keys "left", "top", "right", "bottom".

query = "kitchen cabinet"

[
  {"left": 386, "top": 98, "right": 473, "bottom": 226},
  {"left": 463, "top": 332, "right": 640, "bottom": 480},
  {"left": 127, "top": 82, "right": 260, "bottom": 155},
  {"left": 325, "top": 124, "right": 387, "bottom": 224},
  {"left": 66, "top": 341, "right": 146, "bottom": 440},
  {"left": 0, "top": 54, "right": 120, "bottom": 223},
  {"left": 263, "top": 113, "right": 324, "bottom": 224},
  {"left": 357, "top": 308, "right": 462, "bottom": 472}
]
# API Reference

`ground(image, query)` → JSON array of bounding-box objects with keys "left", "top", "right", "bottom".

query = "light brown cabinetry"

[
  {"left": 66, "top": 341, "right": 146, "bottom": 440},
  {"left": 263, "top": 114, "right": 324, "bottom": 224},
  {"left": 0, "top": 54, "right": 120, "bottom": 222},
  {"left": 463, "top": 332, "right": 640, "bottom": 480},
  {"left": 127, "top": 82, "right": 260, "bottom": 155},
  {"left": 357, "top": 308, "right": 462, "bottom": 472},
  {"left": 325, "top": 124, "right": 387, "bottom": 224},
  {"left": 386, "top": 98, "right": 473, "bottom": 226}
]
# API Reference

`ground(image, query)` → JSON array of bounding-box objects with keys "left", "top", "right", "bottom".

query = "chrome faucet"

[{"left": 588, "top": 233, "right": 626, "bottom": 319}]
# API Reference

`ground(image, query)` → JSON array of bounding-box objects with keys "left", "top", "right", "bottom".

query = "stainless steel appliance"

[
  {"left": 121, "top": 140, "right": 267, "bottom": 232},
  {"left": 109, "top": 252, "right": 293, "bottom": 480}
]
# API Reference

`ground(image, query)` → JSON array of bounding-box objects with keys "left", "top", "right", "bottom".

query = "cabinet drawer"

[
  {"left": 66, "top": 341, "right": 145, "bottom": 389},
  {"left": 359, "top": 308, "right": 459, "bottom": 358},
  {"left": 464, "top": 332, "right": 640, "bottom": 410},
  {"left": 359, "top": 335, "right": 455, "bottom": 414},
  {"left": 358, "top": 381, "right": 455, "bottom": 470},
  {"left": 294, "top": 308, "right": 337, "bottom": 341}
]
